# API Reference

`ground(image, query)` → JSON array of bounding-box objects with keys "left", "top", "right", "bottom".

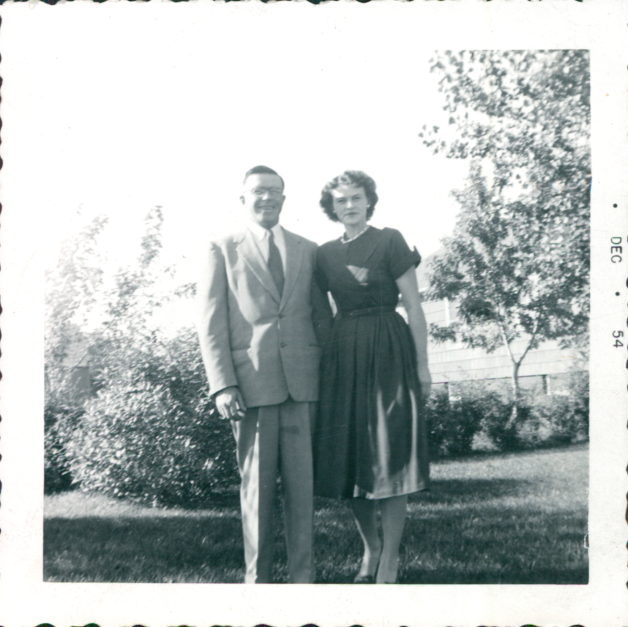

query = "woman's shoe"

[{"left": 353, "top": 547, "right": 382, "bottom": 583}]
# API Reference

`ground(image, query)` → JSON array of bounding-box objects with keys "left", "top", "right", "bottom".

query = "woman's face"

[{"left": 330, "top": 184, "right": 369, "bottom": 229}]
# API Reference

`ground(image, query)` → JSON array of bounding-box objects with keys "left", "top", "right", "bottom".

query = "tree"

[
  {"left": 45, "top": 207, "right": 238, "bottom": 502},
  {"left": 45, "top": 215, "right": 109, "bottom": 491},
  {"left": 45, "top": 215, "right": 108, "bottom": 407},
  {"left": 420, "top": 50, "right": 590, "bottom": 426}
]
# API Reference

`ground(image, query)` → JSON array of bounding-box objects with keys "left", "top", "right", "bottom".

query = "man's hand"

[
  {"left": 417, "top": 365, "right": 432, "bottom": 402},
  {"left": 214, "top": 386, "right": 247, "bottom": 420}
]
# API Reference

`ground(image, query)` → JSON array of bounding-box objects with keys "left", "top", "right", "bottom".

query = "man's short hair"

[{"left": 243, "top": 165, "right": 285, "bottom": 191}]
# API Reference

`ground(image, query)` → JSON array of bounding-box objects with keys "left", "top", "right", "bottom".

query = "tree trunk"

[
  {"left": 507, "top": 359, "right": 521, "bottom": 428},
  {"left": 496, "top": 319, "right": 535, "bottom": 434}
]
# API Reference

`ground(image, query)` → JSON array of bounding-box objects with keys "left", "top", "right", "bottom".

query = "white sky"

[
  {"left": 1, "top": 3, "right": 628, "bottom": 625},
  {"left": 2, "top": 3, "right": 468, "bottom": 285}
]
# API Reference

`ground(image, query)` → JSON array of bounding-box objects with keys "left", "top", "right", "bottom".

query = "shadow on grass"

[
  {"left": 45, "top": 492, "right": 587, "bottom": 584},
  {"left": 44, "top": 448, "right": 588, "bottom": 584},
  {"left": 312, "top": 505, "right": 587, "bottom": 585},
  {"left": 44, "top": 513, "right": 244, "bottom": 583},
  {"left": 430, "top": 440, "right": 589, "bottom": 466},
  {"left": 313, "top": 479, "right": 587, "bottom": 585},
  {"left": 421, "top": 478, "right": 532, "bottom": 504},
  {"left": 400, "top": 507, "right": 588, "bottom": 584}
]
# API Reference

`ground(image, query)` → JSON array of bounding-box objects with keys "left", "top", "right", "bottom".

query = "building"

[{"left": 417, "top": 255, "right": 585, "bottom": 396}]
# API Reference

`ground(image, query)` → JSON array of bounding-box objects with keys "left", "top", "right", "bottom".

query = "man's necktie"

[{"left": 267, "top": 230, "right": 284, "bottom": 295}]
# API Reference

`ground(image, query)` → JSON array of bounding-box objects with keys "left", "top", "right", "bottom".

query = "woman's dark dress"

[{"left": 313, "top": 226, "right": 430, "bottom": 499}]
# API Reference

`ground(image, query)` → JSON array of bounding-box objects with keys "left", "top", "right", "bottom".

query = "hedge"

[
  {"left": 64, "top": 379, "right": 238, "bottom": 507},
  {"left": 47, "top": 371, "right": 589, "bottom": 504}
]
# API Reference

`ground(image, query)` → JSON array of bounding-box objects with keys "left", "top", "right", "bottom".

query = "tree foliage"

[
  {"left": 420, "top": 50, "right": 590, "bottom": 418},
  {"left": 45, "top": 216, "right": 108, "bottom": 408},
  {"left": 45, "top": 208, "right": 238, "bottom": 503}
]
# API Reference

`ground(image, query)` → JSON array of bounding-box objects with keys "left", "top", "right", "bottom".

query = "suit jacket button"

[{"left": 280, "top": 342, "right": 287, "bottom": 348}]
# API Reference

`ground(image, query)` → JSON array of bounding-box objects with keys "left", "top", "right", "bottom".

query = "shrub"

[
  {"left": 445, "top": 384, "right": 520, "bottom": 452},
  {"left": 425, "top": 389, "right": 484, "bottom": 458},
  {"left": 45, "top": 211, "right": 244, "bottom": 506},
  {"left": 45, "top": 403, "right": 82, "bottom": 493},
  {"left": 480, "top": 399, "right": 529, "bottom": 452},
  {"left": 564, "top": 369, "right": 589, "bottom": 437},
  {"left": 426, "top": 372, "right": 589, "bottom": 456},
  {"left": 477, "top": 372, "right": 589, "bottom": 450},
  {"left": 425, "top": 389, "right": 452, "bottom": 457},
  {"left": 431, "top": 383, "right": 528, "bottom": 452},
  {"left": 66, "top": 379, "right": 238, "bottom": 507},
  {"left": 519, "top": 382, "right": 589, "bottom": 448}
]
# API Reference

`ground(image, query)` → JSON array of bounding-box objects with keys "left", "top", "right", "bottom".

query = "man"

[{"left": 197, "top": 165, "right": 330, "bottom": 583}]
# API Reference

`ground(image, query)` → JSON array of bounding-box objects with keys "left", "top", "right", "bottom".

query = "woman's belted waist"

[{"left": 336, "top": 305, "right": 396, "bottom": 319}]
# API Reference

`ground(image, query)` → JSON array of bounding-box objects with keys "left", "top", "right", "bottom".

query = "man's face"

[{"left": 240, "top": 173, "right": 285, "bottom": 229}]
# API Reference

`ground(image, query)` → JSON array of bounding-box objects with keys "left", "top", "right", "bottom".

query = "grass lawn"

[{"left": 44, "top": 443, "right": 588, "bottom": 584}]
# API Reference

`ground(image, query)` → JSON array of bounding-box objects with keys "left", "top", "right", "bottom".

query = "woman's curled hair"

[{"left": 319, "top": 170, "right": 379, "bottom": 222}]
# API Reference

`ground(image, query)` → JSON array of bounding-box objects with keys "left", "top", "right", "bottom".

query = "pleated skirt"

[{"left": 313, "top": 311, "right": 430, "bottom": 499}]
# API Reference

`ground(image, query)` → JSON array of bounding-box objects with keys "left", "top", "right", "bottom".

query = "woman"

[{"left": 313, "top": 170, "right": 432, "bottom": 584}]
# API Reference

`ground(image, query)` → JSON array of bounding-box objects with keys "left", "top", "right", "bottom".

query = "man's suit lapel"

[
  {"left": 237, "top": 230, "right": 282, "bottom": 304},
  {"left": 280, "top": 230, "right": 305, "bottom": 309}
]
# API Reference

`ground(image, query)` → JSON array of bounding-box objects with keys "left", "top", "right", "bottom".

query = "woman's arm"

[
  {"left": 396, "top": 267, "right": 432, "bottom": 400},
  {"left": 311, "top": 278, "right": 334, "bottom": 346}
]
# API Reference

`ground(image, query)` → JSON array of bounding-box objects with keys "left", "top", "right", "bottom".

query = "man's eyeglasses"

[{"left": 251, "top": 187, "right": 283, "bottom": 198}]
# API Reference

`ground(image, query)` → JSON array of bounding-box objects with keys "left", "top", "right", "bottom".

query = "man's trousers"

[{"left": 231, "top": 398, "right": 315, "bottom": 583}]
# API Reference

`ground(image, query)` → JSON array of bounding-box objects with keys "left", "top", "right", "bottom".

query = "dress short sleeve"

[{"left": 386, "top": 228, "right": 421, "bottom": 279}]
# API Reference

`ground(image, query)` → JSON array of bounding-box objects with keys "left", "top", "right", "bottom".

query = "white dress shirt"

[{"left": 248, "top": 222, "right": 287, "bottom": 271}]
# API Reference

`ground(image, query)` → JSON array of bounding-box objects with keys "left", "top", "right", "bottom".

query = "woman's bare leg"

[
  {"left": 376, "top": 495, "right": 408, "bottom": 583},
  {"left": 350, "top": 498, "right": 382, "bottom": 579}
]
